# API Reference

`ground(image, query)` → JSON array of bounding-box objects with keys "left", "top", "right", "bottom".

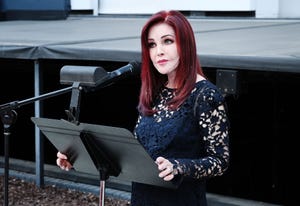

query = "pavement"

[{"left": 0, "top": 157, "right": 281, "bottom": 206}]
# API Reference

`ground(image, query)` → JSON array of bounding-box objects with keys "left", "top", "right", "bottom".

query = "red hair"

[{"left": 138, "top": 10, "right": 204, "bottom": 116}]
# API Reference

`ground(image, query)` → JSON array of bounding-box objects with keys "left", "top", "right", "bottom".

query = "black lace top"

[{"left": 131, "top": 80, "right": 230, "bottom": 206}]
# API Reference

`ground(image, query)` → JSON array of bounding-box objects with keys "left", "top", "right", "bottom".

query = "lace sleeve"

[{"left": 172, "top": 90, "right": 230, "bottom": 179}]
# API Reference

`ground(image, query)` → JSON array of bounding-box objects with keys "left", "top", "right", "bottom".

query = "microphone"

[{"left": 94, "top": 60, "right": 141, "bottom": 90}]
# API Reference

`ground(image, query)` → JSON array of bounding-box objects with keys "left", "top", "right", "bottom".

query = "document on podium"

[{"left": 31, "top": 117, "right": 177, "bottom": 189}]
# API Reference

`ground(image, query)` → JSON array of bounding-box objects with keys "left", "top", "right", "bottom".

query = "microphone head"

[{"left": 129, "top": 60, "right": 141, "bottom": 75}]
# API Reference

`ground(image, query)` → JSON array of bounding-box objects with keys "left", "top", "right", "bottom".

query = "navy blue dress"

[{"left": 131, "top": 80, "right": 230, "bottom": 206}]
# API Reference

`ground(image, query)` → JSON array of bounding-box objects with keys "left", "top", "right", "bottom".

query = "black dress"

[{"left": 131, "top": 80, "right": 230, "bottom": 206}]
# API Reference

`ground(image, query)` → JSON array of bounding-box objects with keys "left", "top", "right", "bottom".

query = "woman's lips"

[{"left": 157, "top": 59, "right": 168, "bottom": 64}]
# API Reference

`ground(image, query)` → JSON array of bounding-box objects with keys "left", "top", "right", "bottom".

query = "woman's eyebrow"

[{"left": 161, "top": 34, "right": 175, "bottom": 38}]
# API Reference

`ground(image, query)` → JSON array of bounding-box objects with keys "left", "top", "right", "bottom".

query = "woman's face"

[{"left": 147, "top": 23, "right": 179, "bottom": 78}]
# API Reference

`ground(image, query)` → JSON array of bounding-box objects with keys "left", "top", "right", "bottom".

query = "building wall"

[
  {"left": 279, "top": 0, "right": 300, "bottom": 18},
  {"left": 98, "top": 0, "right": 255, "bottom": 14},
  {"left": 71, "top": 0, "right": 300, "bottom": 18}
]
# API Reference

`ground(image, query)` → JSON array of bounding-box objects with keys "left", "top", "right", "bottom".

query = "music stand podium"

[{"left": 31, "top": 117, "right": 177, "bottom": 206}]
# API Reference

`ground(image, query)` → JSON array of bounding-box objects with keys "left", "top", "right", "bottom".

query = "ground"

[{"left": 0, "top": 176, "right": 130, "bottom": 206}]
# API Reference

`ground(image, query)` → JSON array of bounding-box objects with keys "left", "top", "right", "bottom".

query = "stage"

[{"left": 1, "top": 15, "right": 300, "bottom": 72}]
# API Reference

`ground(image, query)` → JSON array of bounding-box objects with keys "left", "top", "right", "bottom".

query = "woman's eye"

[
  {"left": 148, "top": 42, "right": 156, "bottom": 48},
  {"left": 164, "top": 39, "right": 174, "bottom": 45}
]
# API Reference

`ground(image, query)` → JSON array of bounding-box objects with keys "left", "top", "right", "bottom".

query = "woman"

[{"left": 57, "top": 10, "right": 230, "bottom": 206}]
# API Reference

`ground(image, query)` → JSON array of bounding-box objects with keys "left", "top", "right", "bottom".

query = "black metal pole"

[
  {"left": 0, "top": 85, "right": 74, "bottom": 206},
  {"left": 4, "top": 128, "right": 10, "bottom": 206},
  {"left": 1, "top": 110, "right": 17, "bottom": 206},
  {"left": 4, "top": 130, "right": 9, "bottom": 206},
  {"left": 0, "top": 86, "right": 73, "bottom": 113}
]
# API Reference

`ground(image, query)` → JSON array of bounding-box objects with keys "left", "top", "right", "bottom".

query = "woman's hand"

[
  {"left": 56, "top": 151, "right": 73, "bottom": 171},
  {"left": 156, "top": 156, "right": 177, "bottom": 181}
]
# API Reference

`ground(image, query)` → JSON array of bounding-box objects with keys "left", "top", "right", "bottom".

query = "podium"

[{"left": 31, "top": 117, "right": 177, "bottom": 205}]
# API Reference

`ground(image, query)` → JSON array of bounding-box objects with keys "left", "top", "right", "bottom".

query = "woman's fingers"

[
  {"left": 56, "top": 151, "right": 72, "bottom": 171},
  {"left": 156, "top": 156, "right": 175, "bottom": 181},
  {"left": 57, "top": 151, "right": 67, "bottom": 159},
  {"left": 159, "top": 166, "right": 175, "bottom": 181}
]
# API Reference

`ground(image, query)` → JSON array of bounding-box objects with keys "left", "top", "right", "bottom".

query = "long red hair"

[{"left": 138, "top": 10, "right": 204, "bottom": 116}]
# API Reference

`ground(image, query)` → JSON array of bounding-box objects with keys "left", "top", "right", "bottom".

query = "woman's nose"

[{"left": 156, "top": 45, "right": 164, "bottom": 56}]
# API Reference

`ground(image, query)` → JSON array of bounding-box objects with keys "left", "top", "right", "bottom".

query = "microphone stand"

[
  {"left": 0, "top": 63, "right": 136, "bottom": 206},
  {"left": 0, "top": 83, "right": 82, "bottom": 206}
]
